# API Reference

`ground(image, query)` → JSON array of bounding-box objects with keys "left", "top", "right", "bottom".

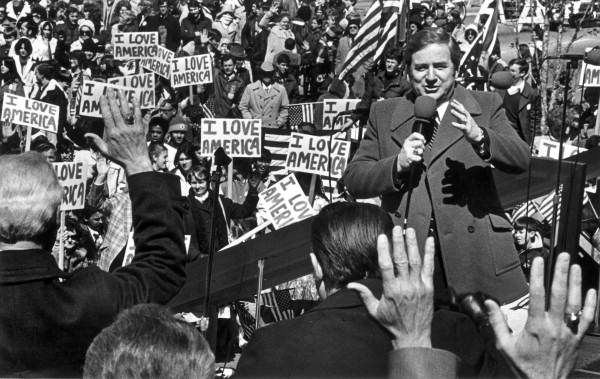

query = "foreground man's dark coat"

[
  {"left": 0, "top": 172, "right": 187, "bottom": 376},
  {"left": 235, "top": 279, "right": 486, "bottom": 378}
]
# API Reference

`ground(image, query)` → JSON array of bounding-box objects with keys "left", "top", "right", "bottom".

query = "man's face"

[
  {"left": 261, "top": 73, "right": 273, "bottom": 85},
  {"left": 84, "top": 50, "right": 94, "bottom": 60},
  {"left": 280, "top": 16, "right": 290, "bottom": 30},
  {"left": 87, "top": 211, "right": 104, "bottom": 230},
  {"left": 159, "top": 4, "right": 168, "bottom": 15},
  {"left": 189, "top": 5, "right": 199, "bottom": 16},
  {"left": 348, "top": 24, "right": 359, "bottom": 36},
  {"left": 178, "top": 153, "right": 193, "bottom": 172},
  {"left": 149, "top": 125, "right": 164, "bottom": 142},
  {"left": 409, "top": 43, "right": 455, "bottom": 104},
  {"left": 254, "top": 160, "right": 269, "bottom": 176},
  {"left": 276, "top": 61, "right": 288, "bottom": 74},
  {"left": 160, "top": 104, "right": 176, "bottom": 120},
  {"left": 171, "top": 131, "right": 185, "bottom": 144},
  {"left": 19, "top": 22, "right": 28, "bottom": 37},
  {"left": 509, "top": 63, "right": 525, "bottom": 84},
  {"left": 425, "top": 15, "right": 434, "bottom": 25},
  {"left": 69, "top": 12, "right": 79, "bottom": 24},
  {"left": 222, "top": 59, "right": 235, "bottom": 75},
  {"left": 385, "top": 58, "right": 399, "bottom": 73},
  {"left": 35, "top": 69, "right": 44, "bottom": 85},
  {"left": 70, "top": 58, "right": 80, "bottom": 70}
]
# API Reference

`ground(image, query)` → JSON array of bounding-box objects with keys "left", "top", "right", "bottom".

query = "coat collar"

[
  {"left": 0, "top": 249, "right": 67, "bottom": 284},
  {"left": 308, "top": 278, "right": 382, "bottom": 312}
]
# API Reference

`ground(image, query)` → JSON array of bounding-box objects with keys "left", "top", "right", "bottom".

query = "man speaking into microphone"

[{"left": 343, "top": 28, "right": 530, "bottom": 324}]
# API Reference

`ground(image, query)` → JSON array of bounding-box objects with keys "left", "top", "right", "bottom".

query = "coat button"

[{"left": 467, "top": 226, "right": 475, "bottom": 233}]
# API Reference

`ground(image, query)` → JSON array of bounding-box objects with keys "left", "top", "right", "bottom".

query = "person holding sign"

[
  {"left": 187, "top": 165, "right": 259, "bottom": 255},
  {"left": 344, "top": 29, "right": 530, "bottom": 326},
  {"left": 145, "top": 0, "right": 181, "bottom": 52},
  {"left": 0, "top": 91, "right": 187, "bottom": 376},
  {"left": 239, "top": 62, "right": 289, "bottom": 128}
]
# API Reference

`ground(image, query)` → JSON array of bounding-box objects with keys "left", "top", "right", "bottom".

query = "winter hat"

[
  {"left": 78, "top": 19, "right": 95, "bottom": 34},
  {"left": 168, "top": 116, "right": 189, "bottom": 133}
]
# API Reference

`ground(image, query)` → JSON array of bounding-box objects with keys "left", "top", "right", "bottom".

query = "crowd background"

[{"left": 0, "top": 0, "right": 600, "bottom": 372}]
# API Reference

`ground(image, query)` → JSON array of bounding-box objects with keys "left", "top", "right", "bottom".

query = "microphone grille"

[{"left": 414, "top": 96, "right": 437, "bottom": 120}]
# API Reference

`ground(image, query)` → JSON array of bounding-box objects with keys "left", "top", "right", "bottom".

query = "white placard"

[
  {"left": 285, "top": 132, "right": 351, "bottom": 179},
  {"left": 139, "top": 44, "right": 174, "bottom": 79},
  {"left": 171, "top": 54, "right": 213, "bottom": 88},
  {"left": 259, "top": 174, "right": 316, "bottom": 229},
  {"left": 200, "top": 118, "right": 261, "bottom": 158},
  {"left": 108, "top": 73, "right": 155, "bottom": 109},
  {"left": 321, "top": 99, "right": 360, "bottom": 130},
  {"left": 113, "top": 32, "right": 159, "bottom": 59},
  {"left": 1, "top": 93, "right": 60, "bottom": 133},
  {"left": 52, "top": 162, "right": 88, "bottom": 211}
]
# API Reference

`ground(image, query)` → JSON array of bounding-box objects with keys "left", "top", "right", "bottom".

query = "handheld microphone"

[
  {"left": 489, "top": 71, "right": 514, "bottom": 90},
  {"left": 413, "top": 96, "right": 437, "bottom": 143},
  {"left": 403, "top": 96, "right": 436, "bottom": 230}
]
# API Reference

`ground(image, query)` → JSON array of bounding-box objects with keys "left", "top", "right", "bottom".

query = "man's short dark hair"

[
  {"left": 311, "top": 202, "right": 393, "bottom": 290},
  {"left": 84, "top": 304, "right": 214, "bottom": 378},
  {"left": 276, "top": 53, "right": 291, "bottom": 65},
  {"left": 284, "top": 37, "right": 295, "bottom": 50},
  {"left": 404, "top": 28, "right": 461, "bottom": 70},
  {"left": 384, "top": 47, "right": 402, "bottom": 63},
  {"left": 221, "top": 54, "right": 234, "bottom": 64},
  {"left": 508, "top": 58, "right": 529, "bottom": 74}
]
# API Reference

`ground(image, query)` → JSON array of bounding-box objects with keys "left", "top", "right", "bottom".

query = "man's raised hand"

[
  {"left": 348, "top": 226, "right": 435, "bottom": 349},
  {"left": 85, "top": 90, "right": 152, "bottom": 176}
]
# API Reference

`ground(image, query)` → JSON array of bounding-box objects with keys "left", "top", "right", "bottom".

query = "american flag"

[
  {"left": 458, "top": 0, "right": 500, "bottom": 89},
  {"left": 233, "top": 301, "right": 256, "bottom": 341},
  {"left": 263, "top": 128, "right": 292, "bottom": 175},
  {"left": 338, "top": 0, "right": 405, "bottom": 79},
  {"left": 259, "top": 289, "right": 295, "bottom": 322},
  {"left": 288, "top": 102, "right": 323, "bottom": 129},
  {"left": 510, "top": 200, "right": 539, "bottom": 223}
]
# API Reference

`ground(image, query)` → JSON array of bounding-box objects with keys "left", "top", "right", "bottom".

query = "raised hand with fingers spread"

[
  {"left": 85, "top": 90, "right": 152, "bottom": 176},
  {"left": 348, "top": 226, "right": 435, "bottom": 349},
  {"left": 485, "top": 252, "right": 597, "bottom": 379}
]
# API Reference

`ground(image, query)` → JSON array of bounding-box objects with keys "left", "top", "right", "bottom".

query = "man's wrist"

[
  {"left": 391, "top": 334, "right": 432, "bottom": 350},
  {"left": 124, "top": 159, "right": 154, "bottom": 176}
]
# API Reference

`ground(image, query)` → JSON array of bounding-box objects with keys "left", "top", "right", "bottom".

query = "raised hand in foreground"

[
  {"left": 85, "top": 90, "right": 152, "bottom": 176},
  {"left": 486, "top": 252, "right": 597, "bottom": 379},
  {"left": 348, "top": 226, "right": 435, "bottom": 349}
]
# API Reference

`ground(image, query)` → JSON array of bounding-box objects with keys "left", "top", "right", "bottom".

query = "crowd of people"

[{"left": 0, "top": 0, "right": 600, "bottom": 375}]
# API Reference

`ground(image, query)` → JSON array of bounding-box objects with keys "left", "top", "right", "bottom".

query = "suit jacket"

[
  {"left": 239, "top": 80, "right": 289, "bottom": 128},
  {"left": 235, "top": 279, "right": 485, "bottom": 378},
  {"left": 0, "top": 172, "right": 187, "bottom": 376},
  {"left": 343, "top": 86, "right": 529, "bottom": 303},
  {"left": 500, "top": 83, "right": 539, "bottom": 145}
]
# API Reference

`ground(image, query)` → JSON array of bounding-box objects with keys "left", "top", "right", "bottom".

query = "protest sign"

[
  {"left": 259, "top": 174, "right": 316, "bottom": 230},
  {"left": 108, "top": 73, "right": 155, "bottom": 109},
  {"left": 1, "top": 93, "right": 59, "bottom": 133},
  {"left": 140, "top": 44, "right": 174, "bottom": 79},
  {"left": 171, "top": 54, "right": 213, "bottom": 88},
  {"left": 321, "top": 99, "right": 360, "bottom": 130},
  {"left": 200, "top": 118, "right": 261, "bottom": 157},
  {"left": 112, "top": 32, "right": 158, "bottom": 59},
  {"left": 285, "top": 132, "right": 351, "bottom": 179},
  {"left": 579, "top": 63, "right": 600, "bottom": 87},
  {"left": 534, "top": 136, "right": 586, "bottom": 159},
  {"left": 52, "top": 161, "right": 88, "bottom": 211},
  {"left": 80, "top": 80, "right": 129, "bottom": 118}
]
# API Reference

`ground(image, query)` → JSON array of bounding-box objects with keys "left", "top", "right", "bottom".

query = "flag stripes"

[
  {"left": 260, "top": 289, "right": 295, "bottom": 322},
  {"left": 338, "top": 0, "right": 404, "bottom": 79}
]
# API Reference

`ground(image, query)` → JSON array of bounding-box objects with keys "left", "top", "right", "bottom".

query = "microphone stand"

[{"left": 548, "top": 58, "right": 576, "bottom": 288}]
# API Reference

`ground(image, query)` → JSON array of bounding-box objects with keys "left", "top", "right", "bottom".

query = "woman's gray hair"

[{"left": 0, "top": 152, "right": 62, "bottom": 245}]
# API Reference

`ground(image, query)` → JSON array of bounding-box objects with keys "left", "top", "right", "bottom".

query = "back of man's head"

[
  {"left": 0, "top": 152, "right": 61, "bottom": 247},
  {"left": 311, "top": 202, "right": 393, "bottom": 290},
  {"left": 84, "top": 304, "right": 214, "bottom": 379}
]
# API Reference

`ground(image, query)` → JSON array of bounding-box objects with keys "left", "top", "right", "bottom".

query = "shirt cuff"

[{"left": 389, "top": 347, "right": 458, "bottom": 379}]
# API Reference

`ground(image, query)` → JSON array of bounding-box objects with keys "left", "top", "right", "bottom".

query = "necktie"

[{"left": 427, "top": 114, "right": 440, "bottom": 150}]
